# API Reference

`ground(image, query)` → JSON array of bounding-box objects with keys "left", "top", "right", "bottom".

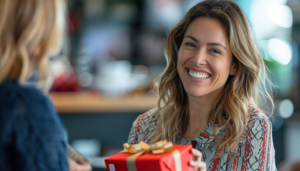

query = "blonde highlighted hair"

[
  {"left": 0, "top": 0, "right": 65, "bottom": 87},
  {"left": 151, "top": 0, "right": 274, "bottom": 154}
]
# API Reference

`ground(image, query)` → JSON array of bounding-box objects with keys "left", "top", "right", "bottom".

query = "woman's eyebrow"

[
  {"left": 184, "top": 35, "right": 198, "bottom": 42},
  {"left": 207, "top": 43, "right": 227, "bottom": 51},
  {"left": 184, "top": 35, "right": 227, "bottom": 51}
]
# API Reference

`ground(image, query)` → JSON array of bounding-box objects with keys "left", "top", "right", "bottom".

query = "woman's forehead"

[{"left": 184, "top": 17, "right": 229, "bottom": 46}]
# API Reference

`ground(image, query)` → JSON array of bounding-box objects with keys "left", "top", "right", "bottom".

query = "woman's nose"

[{"left": 192, "top": 49, "right": 207, "bottom": 65}]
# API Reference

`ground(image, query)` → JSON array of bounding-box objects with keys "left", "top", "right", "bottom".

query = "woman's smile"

[{"left": 186, "top": 68, "right": 211, "bottom": 81}]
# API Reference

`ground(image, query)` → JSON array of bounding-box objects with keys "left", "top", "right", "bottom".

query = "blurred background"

[{"left": 46, "top": 0, "right": 300, "bottom": 170}]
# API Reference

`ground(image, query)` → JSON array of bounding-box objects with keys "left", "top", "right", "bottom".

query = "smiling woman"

[
  {"left": 177, "top": 17, "right": 236, "bottom": 100},
  {"left": 127, "top": 0, "right": 276, "bottom": 171}
]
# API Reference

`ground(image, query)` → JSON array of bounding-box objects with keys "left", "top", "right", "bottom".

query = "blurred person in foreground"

[
  {"left": 127, "top": 0, "right": 276, "bottom": 170},
  {"left": 0, "top": 0, "right": 91, "bottom": 170}
]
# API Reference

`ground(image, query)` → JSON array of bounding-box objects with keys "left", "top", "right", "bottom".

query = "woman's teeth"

[{"left": 189, "top": 70, "right": 210, "bottom": 79}]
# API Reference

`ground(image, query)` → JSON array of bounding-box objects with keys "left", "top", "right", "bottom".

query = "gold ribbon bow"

[
  {"left": 122, "top": 140, "right": 182, "bottom": 171},
  {"left": 123, "top": 140, "right": 173, "bottom": 154}
]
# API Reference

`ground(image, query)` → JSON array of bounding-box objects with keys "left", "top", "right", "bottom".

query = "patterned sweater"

[
  {"left": 127, "top": 107, "right": 277, "bottom": 171},
  {"left": 0, "top": 81, "right": 68, "bottom": 171}
]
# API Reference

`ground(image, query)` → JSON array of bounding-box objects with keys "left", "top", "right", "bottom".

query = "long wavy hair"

[
  {"left": 151, "top": 0, "right": 274, "bottom": 154},
  {"left": 0, "top": 0, "right": 65, "bottom": 88}
]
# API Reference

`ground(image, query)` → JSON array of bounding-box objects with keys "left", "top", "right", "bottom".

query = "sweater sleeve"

[
  {"left": 231, "top": 115, "right": 277, "bottom": 171},
  {"left": 0, "top": 91, "right": 69, "bottom": 171},
  {"left": 127, "top": 108, "right": 160, "bottom": 145},
  {"left": 127, "top": 113, "right": 144, "bottom": 145}
]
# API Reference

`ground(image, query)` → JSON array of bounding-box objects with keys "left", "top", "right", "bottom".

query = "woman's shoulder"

[
  {"left": 0, "top": 82, "right": 68, "bottom": 171},
  {"left": 246, "top": 106, "right": 272, "bottom": 133},
  {"left": 127, "top": 107, "right": 159, "bottom": 144},
  {"left": 132, "top": 107, "right": 159, "bottom": 128},
  {"left": 0, "top": 81, "right": 47, "bottom": 102},
  {"left": 0, "top": 81, "right": 59, "bottom": 124},
  {"left": 247, "top": 107, "right": 270, "bottom": 122}
]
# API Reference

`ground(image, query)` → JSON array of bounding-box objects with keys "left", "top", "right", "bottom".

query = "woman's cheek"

[
  {"left": 178, "top": 50, "right": 190, "bottom": 65},
  {"left": 177, "top": 54, "right": 186, "bottom": 68},
  {"left": 213, "top": 60, "right": 229, "bottom": 75}
]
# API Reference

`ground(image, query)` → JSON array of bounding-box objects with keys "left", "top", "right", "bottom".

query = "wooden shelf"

[{"left": 49, "top": 92, "right": 158, "bottom": 113}]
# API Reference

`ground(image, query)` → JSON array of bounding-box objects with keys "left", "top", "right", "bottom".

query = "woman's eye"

[
  {"left": 210, "top": 49, "right": 220, "bottom": 54},
  {"left": 185, "top": 43, "right": 195, "bottom": 47}
]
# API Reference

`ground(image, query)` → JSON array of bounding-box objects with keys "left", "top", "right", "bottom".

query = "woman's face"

[{"left": 177, "top": 17, "right": 236, "bottom": 99}]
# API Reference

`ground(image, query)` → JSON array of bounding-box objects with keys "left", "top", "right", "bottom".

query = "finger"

[
  {"left": 77, "top": 164, "right": 92, "bottom": 171},
  {"left": 68, "top": 158, "right": 92, "bottom": 171},
  {"left": 77, "top": 160, "right": 90, "bottom": 165},
  {"left": 192, "top": 149, "right": 202, "bottom": 161},
  {"left": 190, "top": 161, "right": 206, "bottom": 170},
  {"left": 68, "top": 158, "right": 76, "bottom": 170},
  {"left": 76, "top": 161, "right": 92, "bottom": 171}
]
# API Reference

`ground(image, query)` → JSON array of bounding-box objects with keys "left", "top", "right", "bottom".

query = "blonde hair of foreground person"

[
  {"left": 151, "top": 0, "right": 274, "bottom": 154},
  {"left": 0, "top": 0, "right": 65, "bottom": 88}
]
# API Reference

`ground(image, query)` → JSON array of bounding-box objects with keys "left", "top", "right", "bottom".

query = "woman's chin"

[{"left": 185, "top": 90, "right": 208, "bottom": 98}]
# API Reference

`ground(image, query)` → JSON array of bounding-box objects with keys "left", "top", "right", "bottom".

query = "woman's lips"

[{"left": 188, "top": 68, "right": 211, "bottom": 79}]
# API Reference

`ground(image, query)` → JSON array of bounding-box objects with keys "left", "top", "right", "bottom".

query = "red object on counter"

[
  {"left": 105, "top": 145, "right": 193, "bottom": 171},
  {"left": 51, "top": 73, "right": 81, "bottom": 92}
]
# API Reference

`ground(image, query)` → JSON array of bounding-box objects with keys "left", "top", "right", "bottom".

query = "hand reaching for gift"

[
  {"left": 190, "top": 149, "right": 206, "bottom": 171},
  {"left": 68, "top": 158, "right": 92, "bottom": 171}
]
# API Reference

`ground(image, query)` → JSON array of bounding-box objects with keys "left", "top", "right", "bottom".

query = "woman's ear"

[{"left": 229, "top": 60, "right": 238, "bottom": 76}]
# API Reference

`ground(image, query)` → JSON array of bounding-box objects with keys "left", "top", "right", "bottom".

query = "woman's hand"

[
  {"left": 190, "top": 148, "right": 206, "bottom": 171},
  {"left": 68, "top": 158, "right": 92, "bottom": 171}
]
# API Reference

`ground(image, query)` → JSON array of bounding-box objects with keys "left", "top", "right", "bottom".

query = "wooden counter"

[{"left": 49, "top": 92, "right": 158, "bottom": 113}]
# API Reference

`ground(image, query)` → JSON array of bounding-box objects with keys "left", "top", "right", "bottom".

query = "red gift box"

[{"left": 105, "top": 145, "right": 193, "bottom": 171}]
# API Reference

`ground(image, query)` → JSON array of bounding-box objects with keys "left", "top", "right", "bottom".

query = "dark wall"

[
  {"left": 59, "top": 112, "right": 140, "bottom": 147},
  {"left": 273, "top": 126, "right": 285, "bottom": 165}
]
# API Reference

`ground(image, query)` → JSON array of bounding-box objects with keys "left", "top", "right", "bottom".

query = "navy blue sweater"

[{"left": 0, "top": 81, "right": 68, "bottom": 171}]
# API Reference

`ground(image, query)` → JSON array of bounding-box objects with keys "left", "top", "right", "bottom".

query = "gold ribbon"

[{"left": 122, "top": 140, "right": 182, "bottom": 171}]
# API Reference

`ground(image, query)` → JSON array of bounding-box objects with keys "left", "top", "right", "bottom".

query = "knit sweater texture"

[{"left": 0, "top": 81, "right": 68, "bottom": 171}]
